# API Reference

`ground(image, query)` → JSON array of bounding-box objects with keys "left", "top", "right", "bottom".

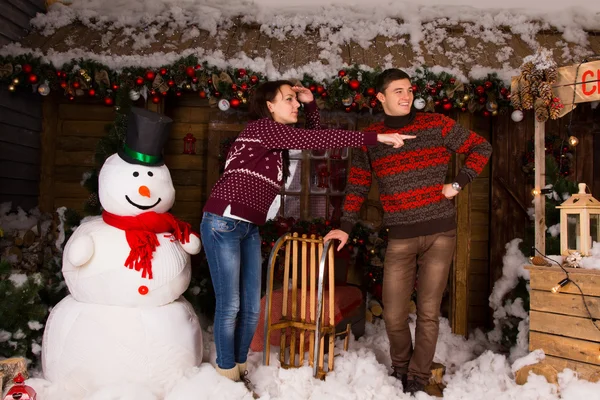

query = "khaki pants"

[{"left": 382, "top": 229, "right": 456, "bottom": 383}]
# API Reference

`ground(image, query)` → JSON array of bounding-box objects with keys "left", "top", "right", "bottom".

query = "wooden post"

[
  {"left": 38, "top": 97, "right": 59, "bottom": 212},
  {"left": 534, "top": 119, "right": 546, "bottom": 254}
]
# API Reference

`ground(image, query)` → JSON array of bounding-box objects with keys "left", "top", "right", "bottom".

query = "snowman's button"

[{"left": 138, "top": 285, "right": 149, "bottom": 295}]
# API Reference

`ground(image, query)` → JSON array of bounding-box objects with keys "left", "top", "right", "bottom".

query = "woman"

[{"left": 200, "top": 80, "right": 414, "bottom": 384}]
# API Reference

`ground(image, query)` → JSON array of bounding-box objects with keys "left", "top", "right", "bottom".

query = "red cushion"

[{"left": 250, "top": 285, "right": 363, "bottom": 352}]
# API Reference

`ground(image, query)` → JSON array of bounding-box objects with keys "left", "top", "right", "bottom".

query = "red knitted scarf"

[{"left": 102, "top": 211, "right": 197, "bottom": 279}]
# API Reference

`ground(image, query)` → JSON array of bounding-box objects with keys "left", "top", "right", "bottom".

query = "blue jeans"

[{"left": 200, "top": 212, "right": 262, "bottom": 369}]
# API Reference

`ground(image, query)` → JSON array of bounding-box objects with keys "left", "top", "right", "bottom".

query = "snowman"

[{"left": 42, "top": 108, "right": 203, "bottom": 399}]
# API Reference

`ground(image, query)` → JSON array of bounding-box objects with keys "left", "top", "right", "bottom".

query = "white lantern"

[{"left": 557, "top": 183, "right": 600, "bottom": 256}]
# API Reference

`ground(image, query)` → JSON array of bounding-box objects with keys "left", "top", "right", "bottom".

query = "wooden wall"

[
  {"left": 0, "top": 0, "right": 45, "bottom": 47},
  {"left": 490, "top": 104, "right": 599, "bottom": 289},
  {"left": 0, "top": 0, "right": 45, "bottom": 211}
]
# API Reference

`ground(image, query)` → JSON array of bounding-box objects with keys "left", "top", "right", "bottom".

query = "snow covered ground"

[{"left": 27, "top": 316, "right": 600, "bottom": 400}]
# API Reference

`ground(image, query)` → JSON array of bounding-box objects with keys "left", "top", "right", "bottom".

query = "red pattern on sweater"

[{"left": 372, "top": 147, "right": 451, "bottom": 176}]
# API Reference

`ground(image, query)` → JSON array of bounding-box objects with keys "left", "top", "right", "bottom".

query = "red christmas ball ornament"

[
  {"left": 135, "top": 77, "right": 144, "bottom": 86},
  {"left": 351, "top": 102, "right": 358, "bottom": 108},
  {"left": 461, "top": 107, "right": 467, "bottom": 112},
  {"left": 450, "top": 78, "right": 456, "bottom": 84},
  {"left": 484, "top": 80, "right": 493, "bottom": 89},
  {"left": 112, "top": 83, "right": 119, "bottom": 91},
  {"left": 370, "top": 99, "right": 378, "bottom": 108},
  {"left": 104, "top": 97, "right": 114, "bottom": 106},
  {"left": 161, "top": 91, "right": 168, "bottom": 96},
  {"left": 366, "top": 87, "right": 376, "bottom": 96},
  {"left": 88, "top": 89, "right": 96, "bottom": 96},
  {"left": 435, "top": 100, "right": 441, "bottom": 106},
  {"left": 159, "top": 68, "right": 168, "bottom": 76},
  {"left": 68, "top": 95, "right": 75, "bottom": 102},
  {"left": 412, "top": 84, "right": 418, "bottom": 92},
  {"left": 145, "top": 70, "right": 156, "bottom": 81},
  {"left": 231, "top": 83, "right": 238, "bottom": 91},
  {"left": 500, "top": 87, "right": 509, "bottom": 96},
  {"left": 241, "top": 82, "right": 249, "bottom": 91},
  {"left": 478, "top": 96, "right": 487, "bottom": 104},
  {"left": 316, "top": 85, "right": 324, "bottom": 94},
  {"left": 213, "top": 91, "right": 221, "bottom": 97},
  {"left": 28, "top": 74, "right": 38, "bottom": 84},
  {"left": 443, "top": 102, "right": 453, "bottom": 111},
  {"left": 250, "top": 75, "right": 259, "bottom": 84},
  {"left": 72, "top": 80, "right": 80, "bottom": 89},
  {"left": 176, "top": 91, "right": 182, "bottom": 97},
  {"left": 429, "top": 88, "right": 437, "bottom": 96},
  {"left": 56, "top": 70, "right": 63, "bottom": 77},
  {"left": 442, "top": 96, "right": 449, "bottom": 103},
  {"left": 345, "top": 107, "right": 352, "bottom": 113},
  {"left": 150, "top": 89, "right": 156, "bottom": 96},
  {"left": 192, "top": 77, "right": 198, "bottom": 84},
  {"left": 23, "top": 64, "right": 33, "bottom": 74},
  {"left": 151, "top": 95, "right": 161, "bottom": 104},
  {"left": 195, "top": 64, "right": 201, "bottom": 70},
  {"left": 167, "top": 79, "right": 175, "bottom": 87},
  {"left": 230, "top": 98, "right": 241, "bottom": 108},
  {"left": 320, "top": 91, "right": 328, "bottom": 98},
  {"left": 199, "top": 91, "right": 207, "bottom": 98},
  {"left": 475, "top": 85, "right": 485, "bottom": 95},
  {"left": 348, "top": 79, "right": 360, "bottom": 91},
  {"left": 483, "top": 110, "right": 491, "bottom": 117},
  {"left": 186, "top": 66, "right": 195, "bottom": 77},
  {"left": 237, "top": 68, "right": 247, "bottom": 78},
  {"left": 354, "top": 94, "right": 362, "bottom": 101},
  {"left": 309, "top": 84, "right": 317, "bottom": 92},
  {"left": 338, "top": 70, "right": 347, "bottom": 77},
  {"left": 60, "top": 81, "right": 68, "bottom": 89},
  {"left": 436, "top": 81, "right": 443, "bottom": 89}
]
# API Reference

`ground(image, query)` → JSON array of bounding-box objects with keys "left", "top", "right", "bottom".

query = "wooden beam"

[
  {"left": 534, "top": 119, "right": 546, "bottom": 254},
  {"left": 39, "top": 96, "right": 59, "bottom": 213}
]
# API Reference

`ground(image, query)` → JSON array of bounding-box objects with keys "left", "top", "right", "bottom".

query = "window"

[{"left": 267, "top": 120, "right": 355, "bottom": 223}]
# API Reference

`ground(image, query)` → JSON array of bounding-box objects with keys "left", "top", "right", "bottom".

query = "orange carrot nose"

[{"left": 138, "top": 185, "right": 151, "bottom": 197}]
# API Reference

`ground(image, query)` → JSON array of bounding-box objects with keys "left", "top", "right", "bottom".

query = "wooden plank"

[
  {"left": 58, "top": 103, "right": 115, "bottom": 121},
  {"left": 56, "top": 136, "right": 100, "bottom": 152},
  {"left": 170, "top": 170, "right": 205, "bottom": 187},
  {"left": 0, "top": 193, "right": 37, "bottom": 211},
  {"left": 530, "top": 331, "right": 600, "bottom": 366},
  {"left": 60, "top": 120, "right": 111, "bottom": 137},
  {"left": 39, "top": 97, "right": 59, "bottom": 212},
  {"left": 164, "top": 154, "right": 205, "bottom": 170},
  {"left": 0, "top": 15, "right": 27, "bottom": 41},
  {"left": 529, "top": 290, "right": 600, "bottom": 319},
  {"left": 0, "top": 123, "right": 39, "bottom": 148},
  {"left": 53, "top": 197, "right": 85, "bottom": 212},
  {"left": 528, "top": 265, "right": 600, "bottom": 296},
  {"left": 452, "top": 110, "right": 471, "bottom": 337},
  {"left": 54, "top": 150, "right": 95, "bottom": 167},
  {"left": 169, "top": 123, "right": 209, "bottom": 140},
  {"left": 164, "top": 137, "right": 207, "bottom": 155},
  {"left": 0, "top": 160, "right": 39, "bottom": 180},
  {"left": 468, "top": 290, "right": 489, "bottom": 307},
  {"left": 0, "top": 1, "right": 32, "bottom": 30},
  {"left": 173, "top": 186, "right": 203, "bottom": 202},
  {"left": 53, "top": 181, "right": 87, "bottom": 199},
  {"left": 0, "top": 177, "right": 39, "bottom": 195},
  {"left": 0, "top": 89, "right": 42, "bottom": 119},
  {"left": 0, "top": 141, "right": 40, "bottom": 164},
  {"left": 8, "top": 0, "right": 43, "bottom": 17},
  {"left": 0, "top": 105, "right": 42, "bottom": 131},
  {"left": 530, "top": 310, "right": 600, "bottom": 342},
  {"left": 544, "top": 355, "right": 600, "bottom": 381},
  {"left": 54, "top": 165, "right": 92, "bottom": 183},
  {"left": 169, "top": 107, "right": 211, "bottom": 124},
  {"left": 534, "top": 119, "right": 545, "bottom": 254}
]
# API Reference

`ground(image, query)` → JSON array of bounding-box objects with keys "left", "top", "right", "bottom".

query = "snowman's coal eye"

[
  {"left": 133, "top": 172, "right": 139, "bottom": 177},
  {"left": 148, "top": 171, "right": 154, "bottom": 177}
]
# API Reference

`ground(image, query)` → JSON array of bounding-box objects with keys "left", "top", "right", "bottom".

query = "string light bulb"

[
  {"left": 568, "top": 136, "right": 579, "bottom": 147},
  {"left": 532, "top": 188, "right": 540, "bottom": 196},
  {"left": 551, "top": 277, "right": 570, "bottom": 293}
]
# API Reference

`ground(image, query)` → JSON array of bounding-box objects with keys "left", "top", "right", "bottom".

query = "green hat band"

[{"left": 122, "top": 144, "right": 162, "bottom": 164}]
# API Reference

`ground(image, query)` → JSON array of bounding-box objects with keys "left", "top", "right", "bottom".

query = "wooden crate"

[{"left": 527, "top": 265, "right": 600, "bottom": 381}]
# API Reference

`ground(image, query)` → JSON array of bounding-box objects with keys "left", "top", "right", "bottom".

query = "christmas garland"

[{"left": 0, "top": 53, "right": 513, "bottom": 116}]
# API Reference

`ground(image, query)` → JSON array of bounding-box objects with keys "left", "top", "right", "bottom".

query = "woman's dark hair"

[
  {"left": 375, "top": 69, "right": 412, "bottom": 94},
  {"left": 247, "top": 80, "right": 295, "bottom": 181}
]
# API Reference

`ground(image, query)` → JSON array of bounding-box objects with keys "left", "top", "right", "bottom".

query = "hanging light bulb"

[
  {"left": 532, "top": 188, "right": 540, "bottom": 196},
  {"left": 551, "top": 277, "right": 570, "bottom": 293},
  {"left": 568, "top": 136, "right": 579, "bottom": 147}
]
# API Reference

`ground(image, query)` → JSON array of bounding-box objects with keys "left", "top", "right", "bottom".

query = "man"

[{"left": 324, "top": 69, "right": 491, "bottom": 394}]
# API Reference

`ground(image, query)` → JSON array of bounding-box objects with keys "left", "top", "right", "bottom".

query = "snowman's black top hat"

[{"left": 118, "top": 107, "right": 173, "bottom": 166}]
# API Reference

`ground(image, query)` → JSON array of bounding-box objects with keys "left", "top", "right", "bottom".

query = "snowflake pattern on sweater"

[{"left": 203, "top": 101, "right": 378, "bottom": 225}]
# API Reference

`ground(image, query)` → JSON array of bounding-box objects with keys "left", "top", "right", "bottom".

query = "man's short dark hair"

[{"left": 375, "top": 69, "right": 412, "bottom": 94}]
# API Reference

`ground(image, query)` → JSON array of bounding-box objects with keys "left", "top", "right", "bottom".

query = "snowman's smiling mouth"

[{"left": 125, "top": 195, "right": 162, "bottom": 210}]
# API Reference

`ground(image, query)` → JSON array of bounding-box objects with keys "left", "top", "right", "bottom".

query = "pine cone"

[
  {"left": 531, "top": 255, "right": 549, "bottom": 266},
  {"left": 535, "top": 98, "right": 549, "bottom": 122},
  {"left": 549, "top": 105, "right": 561, "bottom": 119},
  {"left": 538, "top": 82, "right": 553, "bottom": 106},
  {"left": 544, "top": 68, "right": 558, "bottom": 84},
  {"left": 511, "top": 90, "right": 522, "bottom": 109},
  {"left": 87, "top": 193, "right": 99, "bottom": 208},
  {"left": 521, "top": 62, "right": 534, "bottom": 80}
]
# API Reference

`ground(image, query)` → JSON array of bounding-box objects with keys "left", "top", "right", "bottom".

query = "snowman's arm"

[
  {"left": 181, "top": 233, "right": 201, "bottom": 255},
  {"left": 66, "top": 234, "right": 95, "bottom": 266}
]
